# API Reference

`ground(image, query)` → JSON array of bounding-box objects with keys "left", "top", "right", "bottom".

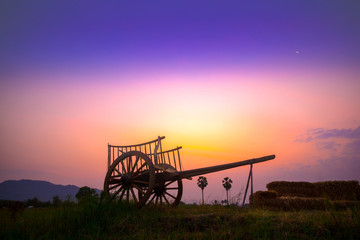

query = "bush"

[{"left": 76, "top": 186, "right": 99, "bottom": 204}]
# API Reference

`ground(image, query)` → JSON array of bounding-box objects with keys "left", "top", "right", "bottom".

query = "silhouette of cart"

[{"left": 104, "top": 136, "right": 275, "bottom": 207}]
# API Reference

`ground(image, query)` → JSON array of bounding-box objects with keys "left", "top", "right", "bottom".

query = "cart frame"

[{"left": 104, "top": 136, "right": 275, "bottom": 207}]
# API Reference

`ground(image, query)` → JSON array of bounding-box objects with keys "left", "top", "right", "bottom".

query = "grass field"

[{"left": 1, "top": 200, "right": 359, "bottom": 240}]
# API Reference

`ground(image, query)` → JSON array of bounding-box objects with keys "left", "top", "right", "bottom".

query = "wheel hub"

[
  {"left": 120, "top": 174, "right": 132, "bottom": 187},
  {"left": 153, "top": 183, "right": 165, "bottom": 196}
]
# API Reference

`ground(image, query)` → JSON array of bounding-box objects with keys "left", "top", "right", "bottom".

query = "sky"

[{"left": 1, "top": 0, "right": 360, "bottom": 203}]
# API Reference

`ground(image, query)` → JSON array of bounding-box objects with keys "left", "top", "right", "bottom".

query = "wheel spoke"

[
  {"left": 106, "top": 152, "right": 156, "bottom": 208},
  {"left": 165, "top": 187, "right": 179, "bottom": 190},
  {"left": 131, "top": 156, "right": 140, "bottom": 174},
  {"left": 130, "top": 188, "right": 138, "bottom": 203},
  {"left": 162, "top": 194, "right": 170, "bottom": 204},
  {"left": 165, "top": 180, "right": 176, "bottom": 187},
  {"left": 133, "top": 185, "right": 145, "bottom": 200},
  {"left": 109, "top": 177, "right": 122, "bottom": 184},
  {"left": 164, "top": 191, "right": 176, "bottom": 199},
  {"left": 114, "top": 168, "right": 121, "bottom": 175},
  {"left": 131, "top": 183, "right": 143, "bottom": 192},
  {"left": 128, "top": 156, "right": 132, "bottom": 173},
  {"left": 109, "top": 183, "right": 122, "bottom": 191},
  {"left": 112, "top": 186, "right": 124, "bottom": 198},
  {"left": 149, "top": 193, "right": 156, "bottom": 203},
  {"left": 120, "top": 160, "right": 126, "bottom": 174},
  {"left": 119, "top": 188, "right": 126, "bottom": 201},
  {"left": 110, "top": 174, "right": 122, "bottom": 178},
  {"left": 133, "top": 162, "right": 146, "bottom": 175}
]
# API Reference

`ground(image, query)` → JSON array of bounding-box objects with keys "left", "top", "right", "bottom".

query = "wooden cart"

[{"left": 104, "top": 136, "right": 275, "bottom": 207}]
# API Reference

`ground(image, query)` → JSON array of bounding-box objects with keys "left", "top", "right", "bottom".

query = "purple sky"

[
  {"left": 1, "top": 0, "right": 360, "bottom": 79},
  {"left": 1, "top": 1, "right": 360, "bottom": 203}
]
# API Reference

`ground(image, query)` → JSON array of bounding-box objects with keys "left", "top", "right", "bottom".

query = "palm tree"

[
  {"left": 222, "top": 177, "right": 233, "bottom": 205},
  {"left": 197, "top": 176, "right": 208, "bottom": 204}
]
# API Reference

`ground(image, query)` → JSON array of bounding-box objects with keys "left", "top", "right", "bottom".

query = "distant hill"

[{"left": 0, "top": 179, "right": 101, "bottom": 202}]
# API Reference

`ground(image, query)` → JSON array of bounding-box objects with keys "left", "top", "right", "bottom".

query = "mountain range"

[{"left": 0, "top": 179, "right": 101, "bottom": 202}]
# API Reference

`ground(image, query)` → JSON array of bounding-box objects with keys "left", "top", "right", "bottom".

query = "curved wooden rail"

[{"left": 109, "top": 136, "right": 165, "bottom": 148}]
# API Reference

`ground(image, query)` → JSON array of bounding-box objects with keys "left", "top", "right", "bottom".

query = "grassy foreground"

[{"left": 1, "top": 201, "right": 359, "bottom": 240}]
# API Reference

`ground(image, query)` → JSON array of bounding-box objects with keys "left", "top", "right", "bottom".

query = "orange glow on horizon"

[{"left": 1, "top": 70, "right": 359, "bottom": 202}]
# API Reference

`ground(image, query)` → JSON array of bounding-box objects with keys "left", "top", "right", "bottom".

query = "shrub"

[{"left": 76, "top": 186, "right": 99, "bottom": 204}]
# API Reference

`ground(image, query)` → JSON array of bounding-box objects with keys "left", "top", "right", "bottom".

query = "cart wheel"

[
  {"left": 104, "top": 151, "right": 155, "bottom": 208},
  {"left": 146, "top": 164, "right": 183, "bottom": 207}
]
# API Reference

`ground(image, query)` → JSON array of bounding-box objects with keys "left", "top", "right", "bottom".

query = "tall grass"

[{"left": 1, "top": 201, "right": 359, "bottom": 239}]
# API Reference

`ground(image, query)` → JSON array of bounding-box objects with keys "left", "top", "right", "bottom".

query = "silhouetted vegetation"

[
  {"left": 2, "top": 183, "right": 360, "bottom": 239},
  {"left": 52, "top": 196, "right": 62, "bottom": 207},
  {"left": 222, "top": 177, "right": 232, "bottom": 205},
  {"left": 76, "top": 186, "right": 99, "bottom": 204},
  {"left": 1, "top": 200, "right": 360, "bottom": 239},
  {"left": 197, "top": 176, "right": 208, "bottom": 205}
]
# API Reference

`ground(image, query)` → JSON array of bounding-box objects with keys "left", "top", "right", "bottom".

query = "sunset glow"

[{"left": 1, "top": 0, "right": 359, "bottom": 203}]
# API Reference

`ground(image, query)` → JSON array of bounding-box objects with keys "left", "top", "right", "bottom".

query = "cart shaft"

[
  {"left": 158, "top": 155, "right": 275, "bottom": 181},
  {"left": 180, "top": 155, "right": 275, "bottom": 179}
]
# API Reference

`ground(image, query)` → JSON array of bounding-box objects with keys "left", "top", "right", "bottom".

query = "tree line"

[
  {"left": 0, "top": 186, "right": 100, "bottom": 211},
  {"left": 2, "top": 177, "right": 234, "bottom": 211}
]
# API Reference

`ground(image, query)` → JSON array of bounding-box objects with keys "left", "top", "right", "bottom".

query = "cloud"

[
  {"left": 289, "top": 126, "right": 360, "bottom": 182},
  {"left": 308, "top": 128, "right": 325, "bottom": 135},
  {"left": 315, "top": 126, "right": 360, "bottom": 140},
  {"left": 343, "top": 139, "right": 360, "bottom": 156},
  {"left": 296, "top": 126, "right": 360, "bottom": 142},
  {"left": 295, "top": 126, "right": 360, "bottom": 153},
  {"left": 315, "top": 141, "right": 340, "bottom": 151}
]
